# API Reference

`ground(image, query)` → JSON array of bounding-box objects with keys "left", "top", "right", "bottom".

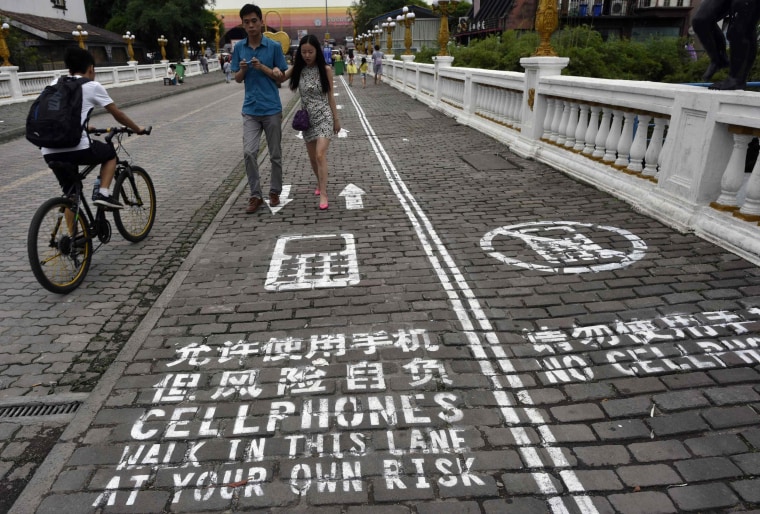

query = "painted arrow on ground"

[
  {"left": 339, "top": 184, "right": 365, "bottom": 210},
  {"left": 266, "top": 184, "right": 293, "bottom": 214}
]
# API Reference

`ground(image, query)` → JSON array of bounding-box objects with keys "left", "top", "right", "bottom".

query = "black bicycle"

[{"left": 28, "top": 126, "right": 155, "bottom": 293}]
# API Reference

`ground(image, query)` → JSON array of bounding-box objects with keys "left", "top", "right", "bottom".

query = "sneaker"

[
  {"left": 246, "top": 196, "right": 263, "bottom": 214},
  {"left": 92, "top": 192, "right": 123, "bottom": 209}
]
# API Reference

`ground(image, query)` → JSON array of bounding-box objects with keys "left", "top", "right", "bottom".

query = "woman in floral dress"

[{"left": 283, "top": 34, "right": 341, "bottom": 210}]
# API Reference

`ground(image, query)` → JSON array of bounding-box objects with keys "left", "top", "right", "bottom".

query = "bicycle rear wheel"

[
  {"left": 28, "top": 197, "right": 93, "bottom": 294},
  {"left": 113, "top": 165, "right": 156, "bottom": 242}
]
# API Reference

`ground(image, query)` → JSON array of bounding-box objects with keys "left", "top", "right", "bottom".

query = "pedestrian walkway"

[{"left": 5, "top": 73, "right": 760, "bottom": 513}]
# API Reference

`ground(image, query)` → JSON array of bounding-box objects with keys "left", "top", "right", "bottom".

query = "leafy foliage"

[
  {"left": 84, "top": 0, "right": 220, "bottom": 59},
  {"left": 350, "top": 1, "right": 471, "bottom": 35},
  {"left": 448, "top": 26, "right": 718, "bottom": 83}
]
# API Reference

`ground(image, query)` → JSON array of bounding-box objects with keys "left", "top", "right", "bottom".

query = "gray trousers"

[{"left": 242, "top": 112, "right": 283, "bottom": 198}]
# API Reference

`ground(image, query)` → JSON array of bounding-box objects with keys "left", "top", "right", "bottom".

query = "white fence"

[
  {"left": 383, "top": 55, "right": 760, "bottom": 265},
  {"left": 0, "top": 59, "right": 219, "bottom": 105}
]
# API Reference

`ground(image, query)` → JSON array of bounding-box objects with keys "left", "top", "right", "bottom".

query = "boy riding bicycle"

[{"left": 40, "top": 48, "right": 147, "bottom": 209}]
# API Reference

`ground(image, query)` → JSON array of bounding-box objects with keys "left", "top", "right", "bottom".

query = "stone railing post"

[
  {"left": 519, "top": 57, "right": 569, "bottom": 142},
  {"left": 433, "top": 55, "right": 454, "bottom": 104},
  {"left": 1, "top": 66, "right": 23, "bottom": 100}
]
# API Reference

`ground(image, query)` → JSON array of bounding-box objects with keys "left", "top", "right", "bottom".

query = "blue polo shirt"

[{"left": 231, "top": 36, "right": 288, "bottom": 116}]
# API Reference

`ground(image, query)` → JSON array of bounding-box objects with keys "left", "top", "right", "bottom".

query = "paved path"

[{"left": 3, "top": 72, "right": 760, "bottom": 513}]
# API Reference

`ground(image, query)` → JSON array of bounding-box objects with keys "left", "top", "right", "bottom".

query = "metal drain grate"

[{"left": 0, "top": 402, "right": 81, "bottom": 419}]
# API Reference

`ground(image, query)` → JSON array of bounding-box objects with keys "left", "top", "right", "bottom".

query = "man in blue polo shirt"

[{"left": 231, "top": 3, "right": 289, "bottom": 214}]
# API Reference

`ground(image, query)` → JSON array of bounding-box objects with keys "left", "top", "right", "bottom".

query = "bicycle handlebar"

[{"left": 88, "top": 126, "right": 153, "bottom": 142}]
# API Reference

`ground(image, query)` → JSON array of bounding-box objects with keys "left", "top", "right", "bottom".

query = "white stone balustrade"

[
  {"left": 378, "top": 57, "right": 760, "bottom": 264},
  {"left": 0, "top": 59, "right": 219, "bottom": 104}
]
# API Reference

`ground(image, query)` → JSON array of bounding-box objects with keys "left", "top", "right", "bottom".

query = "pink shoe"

[
  {"left": 319, "top": 202, "right": 329, "bottom": 210},
  {"left": 314, "top": 188, "right": 320, "bottom": 196}
]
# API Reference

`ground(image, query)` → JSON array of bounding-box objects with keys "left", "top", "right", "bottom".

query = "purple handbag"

[{"left": 292, "top": 108, "right": 310, "bottom": 131}]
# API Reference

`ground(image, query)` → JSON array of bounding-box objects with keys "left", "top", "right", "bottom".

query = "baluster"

[
  {"left": 642, "top": 116, "right": 666, "bottom": 179},
  {"left": 614, "top": 111, "right": 636, "bottom": 168},
  {"left": 593, "top": 107, "right": 612, "bottom": 158},
  {"left": 574, "top": 104, "right": 589, "bottom": 152},
  {"left": 499, "top": 89, "right": 508, "bottom": 125},
  {"left": 564, "top": 103, "right": 579, "bottom": 148},
  {"left": 583, "top": 105, "right": 601, "bottom": 155},
  {"left": 603, "top": 109, "right": 623, "bottom": 163},
  {"left": 627, "top": 113, "right": 651, "bottom": 173},
  {"left": 711, "top": 133, "right": 754, "bottom": 210},
  {"left": 737, "top": 150, "right": 760, "bottom": 221},
  {"left": 543, "top": 98, "right": 556, "bottom": 140},
  {"left": 550, "top": 98, "right": 563, "bottom": 142},
  {"left": 505, "top": 90, "right": 514, "bottom": 126},
  {"left": 557, "top": 101, "right": 570, "bottom": 146}
]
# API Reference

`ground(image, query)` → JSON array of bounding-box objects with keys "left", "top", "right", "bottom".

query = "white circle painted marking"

[{"left": 481, "top": 221, "right": 647, "bottom": 273}]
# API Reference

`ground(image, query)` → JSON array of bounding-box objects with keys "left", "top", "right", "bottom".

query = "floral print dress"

[{"left": 299, "top": 65, "right": 333, "bottom": 143}]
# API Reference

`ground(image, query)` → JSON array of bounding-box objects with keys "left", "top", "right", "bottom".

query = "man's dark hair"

[
  {"left": 64, "top": 47, "right": 95, "bottom": 75},
  {"left": 240, "top": 3, "right": 262, "bottom": 20}
]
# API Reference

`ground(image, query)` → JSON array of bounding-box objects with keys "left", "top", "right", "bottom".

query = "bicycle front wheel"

[
  {"left": 28, "top": 197, "right": 93, "bottom": 294},
  {"left": 113, "top": 165, "right": 156, "bottom": 242}
]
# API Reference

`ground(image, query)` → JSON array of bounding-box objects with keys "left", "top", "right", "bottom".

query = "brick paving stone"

[
  {"left": 482, "top": 498, "right": 550, "bottom": 514},
  {"left": 546, "top": 424, "right": 597, "bottom": 443},
  {"left": 616, "top": 464, "right": 683, "bottom": 487},
  {"left": 646, "top": 412, "right": 709, "bottom": 436},
  {"left": 651, "top": 390, "right": 709, "bottom": 412},
  {"left": 601, "top": 396, "right": 652, "bottom": 418},
  {"left": 550, "top": 403, "right": 606, "bottom": 422},
  {"left": 348, "top": 506, "right": 411, "bottom": 514},
  {"left": 562, "top": 383, "right": 616, "bottom": 401},
  {"left": 702, "top": 406, "right": 760, "bottom": 429},
  {"left": 674, "top": 456, "right": 744, "bottom": 481},
  {"left": 684, "top": 434, "right": 749, "bottom": 456},
  {"left": 732, "top": 452, "right": 760, "bottom": 474},
  {"left": 562, "top": 469, "right": 624, "bottom": 492},
  {"left": 593, "top": 419, "right": 651, "bottom": 441},
  {"left": 610, "top": 376, "right": 667, "bottom": 395},
  {"left": 730, "top": 478, "right": 760, "bottom": 503},
  {"left": 573, "top": 445, "right": 631, "bottom": 467},
  {"left": 627, "top": 440, "right": 691, "bottom": 462},
  {"left": 704, "top": 385, "right": 760, "bottom": 405},
  {"left": 659, "top": 372, "right": 716, "bottom": 389},
  {"left": 668, "top": 482, "right": 740, "bottom": 511},
  {"left": 742, "top": 427, "right": 760, "bottom": 449},
  {"left": 607, "top": 491, "right": 678, "bottom": 514}
]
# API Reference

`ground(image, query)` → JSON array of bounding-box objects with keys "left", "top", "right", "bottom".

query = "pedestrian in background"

[
  {"left": 223, "top": 59, "right": 232, "bottom": 82},
  {"left": 360, "top": 57, "right": 368, "bottom": 88},
  {"left": 346, "top": 48, "right": 357, "bottom": 86},
  {"left": 282, "top": 34, "right": 340, "bottom": 211},
  {"left": 371, "top": 44, "right": 384, "bottom": 85},
  {"left": 231, "top": 3, "right": 289, "bottom": 214}
]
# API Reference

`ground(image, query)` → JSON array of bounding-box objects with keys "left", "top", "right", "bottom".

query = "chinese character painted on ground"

[{"left": 210, "top": 370, "right": 263, "bottom": 400}]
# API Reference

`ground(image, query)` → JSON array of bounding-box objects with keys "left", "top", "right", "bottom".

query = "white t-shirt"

[{"left": 41, "top": 76, "right": 114, "bottom": 155}]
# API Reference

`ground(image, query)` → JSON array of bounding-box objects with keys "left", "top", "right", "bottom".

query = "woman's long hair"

[{"left": 289, "top": 34, "right": 330, "bottom": 94}]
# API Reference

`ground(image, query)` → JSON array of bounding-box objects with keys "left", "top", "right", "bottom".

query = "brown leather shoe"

[
  {"left": 246, "top": 197, "right": 263, "bottom": 214},
  {"left": 269, "top": 192, "right": 280, "bottom": 207}
]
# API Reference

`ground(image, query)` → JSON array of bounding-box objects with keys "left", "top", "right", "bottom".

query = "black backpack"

[{"left": 26, "top": 76, "right": 91, "bottom": 148}]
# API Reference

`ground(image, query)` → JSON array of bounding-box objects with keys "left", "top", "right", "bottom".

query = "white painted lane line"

[{"left": 340, "top": 76, "right": 598, "bottom": 514}]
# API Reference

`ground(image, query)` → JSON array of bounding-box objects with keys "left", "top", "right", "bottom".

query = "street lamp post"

[
  {"left": 123, "top": 30, "right": 136, "bottom": 63},
  {"left": 382, "top": 17, "right": 396, "bottom": 57},
  {"left": 72, "top": 25, "right": 88, "bottom": 49},
  {"left": 180, "top": 37, "right": 189, "bottom": 62},
  {"left": 198, "top": 38, "right": 207, "bottom": 55},
  {"left": 157, "top": 35, "right": 168, "bottom": 63},
  {"left": 373, "top": 25, "right": 381, "bottom": 50},
  {"left": 0, "top": 20, "right": 12, "bottom": 67},
  {"left": 431, "top": 0, "right": 459, "bottom": 57},
  {"left": 396, "top": 6, "right": 416, "bottom": 57}
]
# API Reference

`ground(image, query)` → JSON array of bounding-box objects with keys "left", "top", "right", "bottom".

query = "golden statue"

[{"left": 533, "top": 0, "right": 558, "bottom": 57}]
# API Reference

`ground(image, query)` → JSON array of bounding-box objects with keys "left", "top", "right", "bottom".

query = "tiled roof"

[{"left": 0, "top": 9, "right": 126, "bottom": 45}]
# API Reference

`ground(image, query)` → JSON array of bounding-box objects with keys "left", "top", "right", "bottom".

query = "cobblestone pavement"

[{"left": 4, "top": 73, "right": 760, "bottom": 513}]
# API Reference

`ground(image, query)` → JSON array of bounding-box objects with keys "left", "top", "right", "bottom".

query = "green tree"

[{"left": 85, "top": 0, "right": 218, "bottom": 59}]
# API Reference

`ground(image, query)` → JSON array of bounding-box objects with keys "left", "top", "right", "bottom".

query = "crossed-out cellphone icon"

[{"left": 265, "top": 234, "right": 360, "bottom": 291}]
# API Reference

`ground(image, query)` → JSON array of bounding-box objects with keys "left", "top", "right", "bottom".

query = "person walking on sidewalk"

[
  {"left": 346, "top": 49, "right": 357, "bottom": 86},
  {"left": 360, "top": 57, "right": 368, "bottom": 88},
  {"left": 282, "top": 34, "right": 340, "bottom": 211},
  {"left": 40, "top": 47, "right": 147, "bottom": 209},
  {"left": 371, "top": 44, "right": 384, "bottom": 85},
  {"left": 231, "top": 3, "right": 288, "bottom": 214}
]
